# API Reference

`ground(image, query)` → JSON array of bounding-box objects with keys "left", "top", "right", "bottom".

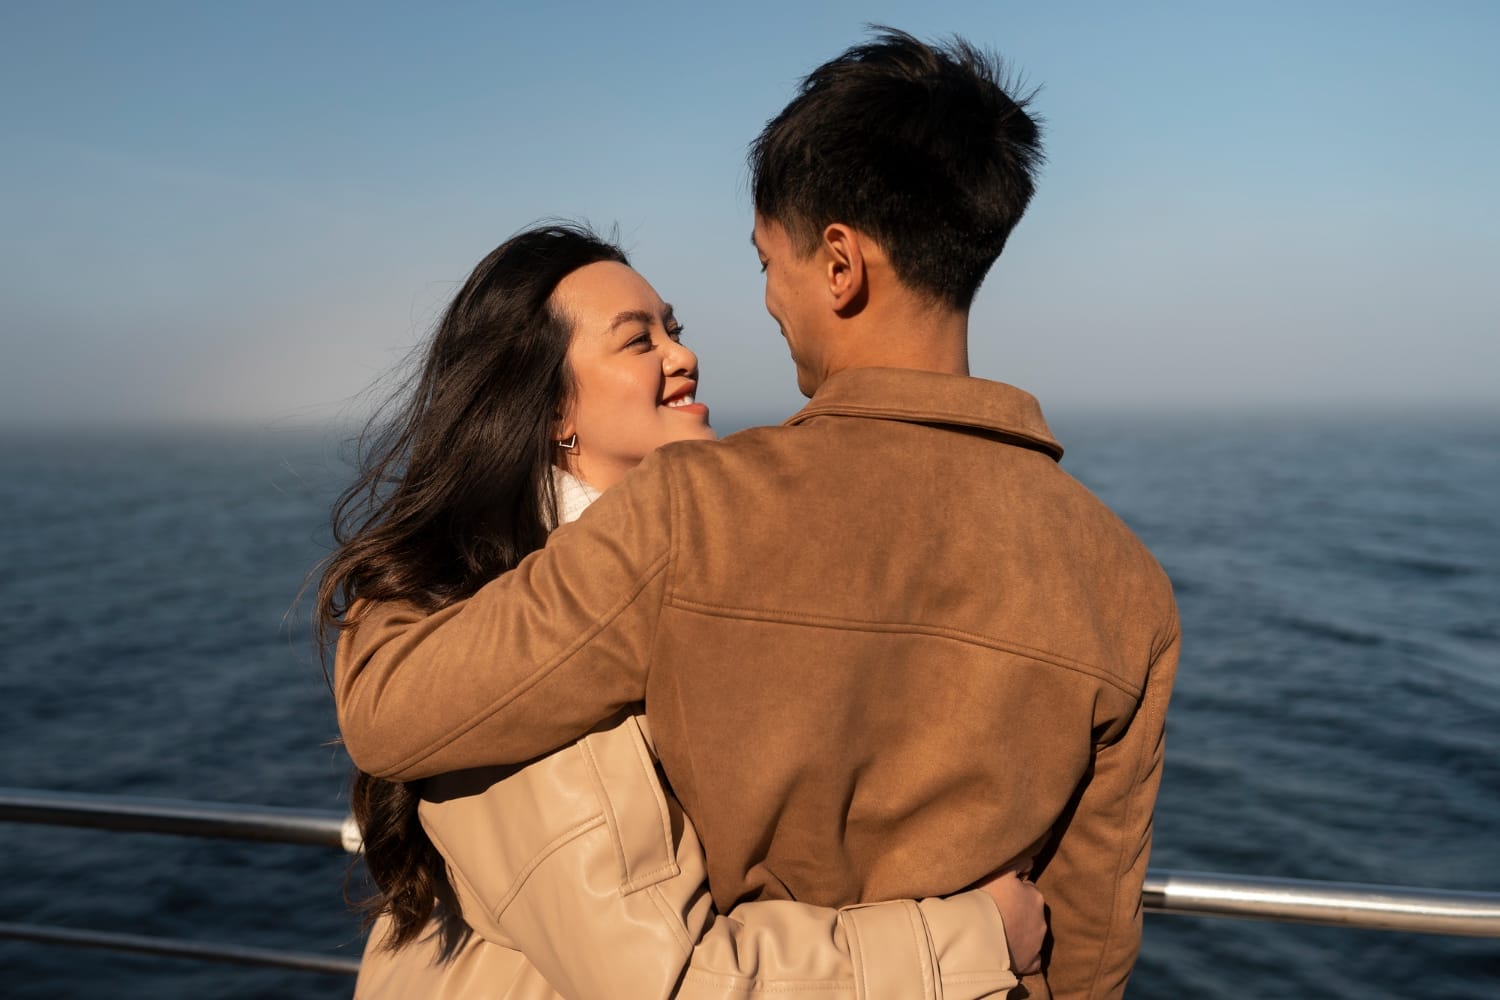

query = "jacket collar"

[{"left": 784, "top": 367, "right": 1063, "bottom": 460}]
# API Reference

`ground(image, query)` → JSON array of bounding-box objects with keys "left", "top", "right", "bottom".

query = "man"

[{"left": 338, "top": 28, "right": 1178, "bottom": 999}]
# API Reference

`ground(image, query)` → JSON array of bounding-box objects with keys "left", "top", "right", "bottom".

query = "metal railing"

[
  {"left": 0, "top": 787, "right": 364, "bottom": 976},
  {"left": 0, "top": 920, "right": 360, "bottom": 975},
  {"left": 4, "top": 787, "right": 1500, "bottom": 976},
  {"left": 0, "top": 786, "right": 363, "bottom": 852},
  {"left": 1141, "top": 869, "right": 1500, "bottom": 937}
]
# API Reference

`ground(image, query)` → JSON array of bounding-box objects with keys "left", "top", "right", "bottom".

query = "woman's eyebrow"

[
  {"left": 606, "top": 305, "right": 676, "bottom": 333},
  {"left": 606, "top": 309, "right": 657, "bottom": 332}
]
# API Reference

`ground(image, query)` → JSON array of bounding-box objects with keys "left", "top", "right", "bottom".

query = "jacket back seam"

[{"left": 665, "top": 598, "right": 1144, "bottom": 699}]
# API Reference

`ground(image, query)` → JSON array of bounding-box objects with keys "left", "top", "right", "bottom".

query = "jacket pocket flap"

[{"left": 579, "top": 714, "right": 681, "bottom": 893}]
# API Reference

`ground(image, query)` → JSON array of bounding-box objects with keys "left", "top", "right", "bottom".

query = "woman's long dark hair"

[{"left": 315, "top": 224, "right": 630, "bottom": 954}]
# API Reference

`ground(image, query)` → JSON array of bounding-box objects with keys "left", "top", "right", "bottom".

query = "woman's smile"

[{"left": 661, "top": 381, "right": 708, "bottom": 416}]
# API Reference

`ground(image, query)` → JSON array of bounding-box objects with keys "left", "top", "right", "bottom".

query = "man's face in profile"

[{"left": 752, "top": 214, "right": 826, "bottom": 397}]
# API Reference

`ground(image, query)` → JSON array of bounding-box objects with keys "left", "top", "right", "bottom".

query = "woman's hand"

[{"left": 978, "top": 863, "right": 1046, "bottom": 976}]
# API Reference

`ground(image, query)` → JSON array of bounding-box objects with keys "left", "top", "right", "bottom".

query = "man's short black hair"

[{"left": 750, "top": 27, "right": 1043, "bottom": 311}]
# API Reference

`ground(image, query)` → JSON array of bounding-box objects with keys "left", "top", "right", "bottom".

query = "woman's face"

[{"left": 553, "top": 261, "right": 715, "bottom": 491}]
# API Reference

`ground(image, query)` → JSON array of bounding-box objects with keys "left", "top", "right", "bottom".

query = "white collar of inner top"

[{"left": 552, "top": 467, "right": 600, "bottom": 526}]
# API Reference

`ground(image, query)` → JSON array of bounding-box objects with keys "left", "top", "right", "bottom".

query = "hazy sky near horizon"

[{"left": 2, "top": 1, "right": 1496, "bottom": 429}]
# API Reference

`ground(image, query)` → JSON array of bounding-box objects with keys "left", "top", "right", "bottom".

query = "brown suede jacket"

[{"left": 337, "top": 367, "right": 1180, "bottom": 1000}]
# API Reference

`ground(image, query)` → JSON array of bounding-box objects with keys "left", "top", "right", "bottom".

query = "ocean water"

[{"left": 0, "top": 413, "right": 1496, "bottom": 998}]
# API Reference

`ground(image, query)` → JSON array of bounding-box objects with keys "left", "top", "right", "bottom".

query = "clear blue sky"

[{"left": 2, "top": 1, "right": 1496, "bottom": 428}]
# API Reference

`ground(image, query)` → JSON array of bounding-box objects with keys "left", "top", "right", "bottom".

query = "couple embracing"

[{"left": 320, "top": 27, "right": 1178, "bottom": 1000}]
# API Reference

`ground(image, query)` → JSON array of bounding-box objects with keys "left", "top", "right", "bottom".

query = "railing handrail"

[
  {"left": 4, "top": 787, "right": 1499, "bottom": 938},
  {"left": 0, "top": 786, "right": 363, "bottom": 852},
  {"left": 0, "top": 921, "right": 360, "bottom": 976},
  {"left": 1142, "top": 869, "right": 1500, "bottom": 937}
]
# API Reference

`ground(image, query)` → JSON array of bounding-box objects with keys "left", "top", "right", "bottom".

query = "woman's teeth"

[{"left": 664, "top": 394, "right": 696, "bottom": 408}]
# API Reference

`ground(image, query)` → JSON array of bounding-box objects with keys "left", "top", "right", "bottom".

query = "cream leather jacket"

[{"left": 355, "top": 712, "right": 1019, "bottom": 999}]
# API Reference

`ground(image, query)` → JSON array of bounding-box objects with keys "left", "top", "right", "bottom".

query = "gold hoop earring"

[{"left": 557, "top": 433, "right": 578, "bottom": 453}]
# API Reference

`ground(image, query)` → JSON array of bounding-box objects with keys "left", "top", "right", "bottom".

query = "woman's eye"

[
  {"left": 628, "top": 332, "right": 652, "bottom": 348},
  {"left": 667, "top": 326, "right": 685, "bottom": 342}
]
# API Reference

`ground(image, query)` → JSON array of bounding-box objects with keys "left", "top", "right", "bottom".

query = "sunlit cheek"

[
  {"left": 573, "top": 369, "right": 625, "bottom": 444},
  {"left": 602, "top": 366, "right": 658, "bottom": 435}
]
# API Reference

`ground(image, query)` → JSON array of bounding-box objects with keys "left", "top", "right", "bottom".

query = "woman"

[{"left": 317, "top": 224, "right": 1044, "bottom": 999}]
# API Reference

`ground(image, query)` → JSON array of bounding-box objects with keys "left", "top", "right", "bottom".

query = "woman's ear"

[
  {"left": 821, "top": 223, "right": 867, "bottom": 313},
  {"left": 553, "top": 404, "right": 578, "bottom": 458}
]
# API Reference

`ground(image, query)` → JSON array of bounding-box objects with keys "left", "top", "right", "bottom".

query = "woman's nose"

[{"left": 661, "top": 335, "right": 697, "bottom": 376}]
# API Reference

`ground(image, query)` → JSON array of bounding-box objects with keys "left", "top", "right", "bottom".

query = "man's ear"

[{"left": 820, "top": 223, "right": 867, "bottom": 312}]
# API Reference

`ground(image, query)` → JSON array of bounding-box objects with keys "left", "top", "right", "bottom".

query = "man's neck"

[{"left": 826, "top": 300, "right": 971, "bottom": 380}]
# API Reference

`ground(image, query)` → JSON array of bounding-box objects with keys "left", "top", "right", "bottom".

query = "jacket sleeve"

[
  {"left": 418, "top": 715, "right": 1021, "bottom": 1000},
  {"left": 335, "top": 451, "right": 677, "bottom": 781},
  {"left": 1035, "top": 616, "right": 1180, "bottom": 1000}
]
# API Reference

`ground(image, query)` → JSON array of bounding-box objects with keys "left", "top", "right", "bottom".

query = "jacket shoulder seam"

[{"left": 382, "top": 551, "right": 670, "bottom": 776}]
